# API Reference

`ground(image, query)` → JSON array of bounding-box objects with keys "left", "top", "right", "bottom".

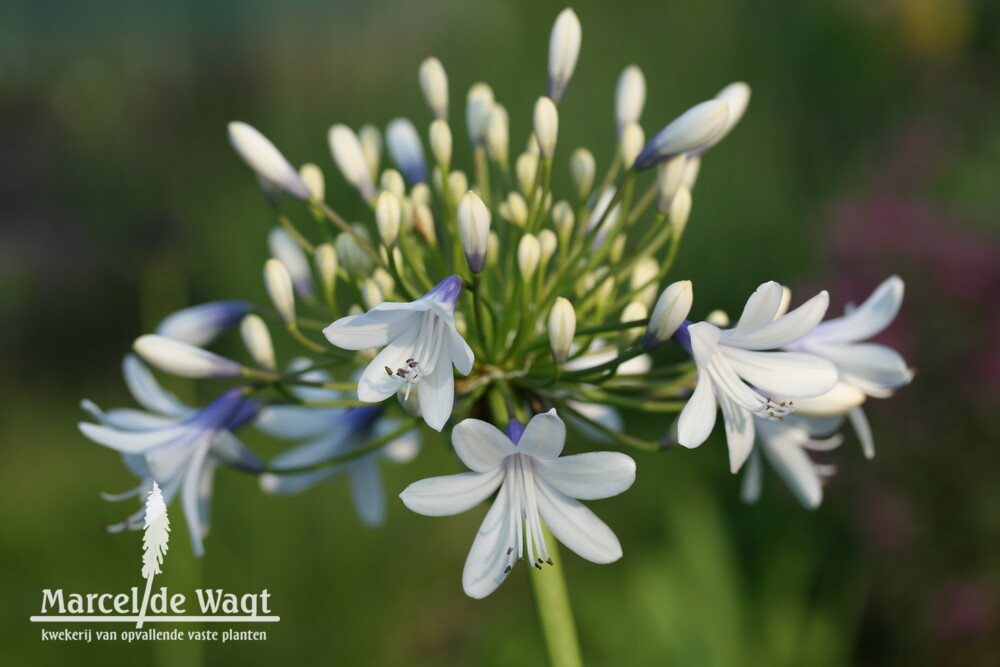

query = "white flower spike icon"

[
  {"left": 400, "top": 409, "right": 636, "bottom": 599},
  {"left": 137, "top": 482, "right": 170, "bottom": 629}
]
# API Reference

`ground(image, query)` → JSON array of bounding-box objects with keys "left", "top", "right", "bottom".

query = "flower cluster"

[{"left": 79, "top": 7, "right": 911, "bottom": 598}]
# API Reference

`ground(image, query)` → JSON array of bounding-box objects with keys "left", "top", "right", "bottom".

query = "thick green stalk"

[{"left": 529, "top": 528, "right": 583, "bottom": 667}]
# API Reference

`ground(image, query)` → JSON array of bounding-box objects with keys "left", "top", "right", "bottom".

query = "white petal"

[
  {"left": 78, "top": 422, "right": 183, "bottom": 454},
  {"left": 759, "top": 426, "right": 822, "bottom": 509},
  {"left": 517, "top": 409, "right": 566, "bottom": 460},
  {"left": 722, "top": 348, "right": 839, "bottom": 398},
  {"left": 740, "top": 449, "right": 763, "bottom": 504},
  {"left": 102, "top": 408, "right": 178, "bottom": 430},
  {"left": 534, "top": 477, "right": 622, "bottom": 564},
  {"left": 532, "top": 452, "right": 636, "bottom": 500},
  {"left": 357, "top": 332, "right": 420, "bottom": 402},
  {"left": 733, "top": 281, "right": 783, "bottom": 332},
  {"left": 452, "top": 419, "right": 515, "bottom": 472},
  {"left": 809, "top": 276, "right": 903, "bottom": 343},
  {"left": 719, "top": 393, "right": 755, "bottom": 473},
  {"left": 677, "top": 374, "right": 717, "bottom": 448},
  {"left": 462, "top": 479, "right": 518, "bottom": 599},
  {"left": 348, "top": 457, "right": 386, "bottom": 526},
  {"left": 210, "top": 431, "right": 264, "bottom": 472},
  {"left": 122, "top": 355, "right": 190, "bottom": 417},
  {"left": 181, "top": 444, "right": 212, "bottom": 556},
  {"left": 687, "top": 322, "right": 721, "bottom": 368},
  {"left": 323, "top": 307, "right": 421, "bottom": 351},
  {"left": 790, "top": 382, "right": 867, "bottom": 416},
  {"left": 417, "top": 364, "right": 455, "bottom": 432},
  {"left": 812, "top": 342, "right": 911, "bottom": 392},
  {"left": 446, "top": 325, "right": 475, "bottom": 375},
  {"left": 848, "top": 405, "right": 875, "bottom": 459},
  {"left": 724, "top": 291, "right": 829, "bottom": 349},
  {"left": 400, "top": 468, "right": 505, "bottom": 517}
]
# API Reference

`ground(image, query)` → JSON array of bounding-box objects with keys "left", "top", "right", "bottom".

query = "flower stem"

[{"left": 529, "top": 527, "right": 583, "bottom": 667}]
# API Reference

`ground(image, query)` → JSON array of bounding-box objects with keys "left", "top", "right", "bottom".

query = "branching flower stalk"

[{"left": 77, "top": 6, "right": 913, "bottom": 665}]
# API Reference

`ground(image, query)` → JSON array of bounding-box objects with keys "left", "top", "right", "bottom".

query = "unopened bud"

[
  {"left": 315, "top": 243, "right": 339, "bottom": 293},
  {"left": 155, "top": 301, "right": 249, "bottom": 347},
  {"left": 620, "top": 122, "right": 644, "bottom": 169},
  {"left": 551, "top": 200, "right": 575, "bottom": 239},
  {"left": 669, "top": 185, "right": 692, "bottom": 235},
  {"left": 268, "top": 227, "right": 313, "bottom": 298},
  {"left": 643, "top": 280, "right": 693, "bottom": 349},
  {"left": 386, "top": 118, "right": 427, "bottom": 184},
  {"left": 656, "top": 155, "right": 686, "bottom": 213},
  {"left": 516, "top": 152, "right": 539, "bottom": 195},
  {"left": 499, "top": 192, "right": 529, "bottom": 227},
  {"left": 413, "top": 204, "right": 437, "bottom": 244},
  {"left": 410, "top": 182, "right": 432, "bottom": 207},
  {"left": 447, "top": 170, "right": 468, "bottom": 204},
  {"left": 361, "top": 278, "right": 384, "bottom": 309},
  {"left": 518, "top": 234, "right": 541, "bottom": 278},
  {"left": 380, "top": 169, "right": 405, "bottom": 199},
  {"left": 548, "top": 297, "right": 576, "bottom": 364},
  {"left": 240, "top": 314, "right": 276, "bottom": 371},
  {"left": 538, "top": 229, "right": 558, "bottom": 264},
  {"left": 457, "top": 191, "right": 491, "bottom": 273},
  {"left": 615, "top": 65, "right": 646, "bottom": 137},
  {"left": 329, "top": 124, "right": 376, "bottom": 201},
  {"left": 264, "top": 258, "right": 296, "bottom": 324},
  {"left": 419, "top": 57, "right": 449, "bottom": 120},
  {"left": 682, "top": 155, "right": 701, "bottom": 190},
  {"left": 359, "top": 124, "right": 382, "bottom": 179},
  {"left": 620, "top": 301, "right": 648, "bottom": 347},
  {"left": 630, "top": 257, "right": 660, "bottom": 309},
  {"left": 634, "top": 100, "right": 729, "bottom": 171},
  {"left": 547, "top": 8, "right": 582, "bottom": 103},
  {"left": 429, "top": 119, "right": 452, "bottom": 169},
  {"left": 570, "top": 148, "right": 595, "bottom": 199},
  {"left": 299, "top": 163, "right": 325, "bottom": 203},
  {"left": 227, "top": 122, "right": 312, "bottom": 201},
  {"left": 336, "top": 228, "right": 373, "bottom": 275},
  {"left": 533, "top": 96, "right": 559, "bottom": 159},
  {"left": 486, "top": 105, "right": 509, "bottom": 164},
  {"left": 466, "top": 83, "right": 495, "bottom": 146},
  {"left": 375, "top": 191, "right": 402, "bottom": 246},
  {"left": 133, "top": 335, "right": 243, "bottom": 379}
]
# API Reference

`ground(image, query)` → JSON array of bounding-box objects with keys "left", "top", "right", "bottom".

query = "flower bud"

[
  {"left": 516, "top": 152, "right": 539, "bottom": 195},
  {"left": 386, "top": 117, "right": 427, "bottom": 184},
  {"left": 447, "top": 170, "right": 468, "bottom": 204},
  {"left": 264, "top": 258, "right": 296, "bottom": 324},
  {"left": 359, "top": 124, "right": 382, "bottom": 179},
  {"left": 669, "top": 185, "right": 692, "bottom": 235},
  {"left": 486, "top": 230, "right": 501, "bottom": 268},
  {"left": 548, "top": 297, "right": 576, "bottom": 364},
  {"left": 419, "top": 57, "right": 449, "bottom": 120},
  {"left": 240, "top": 314, "right": 276, "bottom": 371},
  {"left": 457, "top": 191, "right": 491, "bottom": 273},
  {"left": 517, "top": 234, "right": 541, "bottom": 278},
  {"left": 620, "top": 301, "right": 648, "bottom": 347},
  {"left": 619, "top": 122, "right": 644, "bottom": 168},
  {"left": 336, "top": 227, "right": 373, "bottom": 275},
  {"left": 255, "top": 174, "right": 283, "bottom": 207},
  {"left": 682, "top": 155, "right": 701, "bottom": 190},
  {"left": 533, "top": 96, "right": 559, "bottom": 159},
  {"left": 227, "top": 122, "right": 312, "bottom": 201},
  {"left": 380, "top": 169, "right": 405, "bottom": 199},
  {"left": 375, "top": 191, "right": 401, "bottom": 246},
  {"left": 610, "top": 234, "right": 627, "bottom": 263},
  {"left": 615, "top": 65, "right": 646, "bottom": 138},
  {"left": 299, "top": 163, "right": 325, "bottom": 203},
  {"left": 133, "top": 335, "right": 243, "bottom": 379},
  {"left": 429, "top": 119, "right": 452, "bottom": 169},
  {"left": 630, "top": 257, "right": 660, "bottom": 309},
  {"left": 547, "top": 8, "right": 582, "bottom": 103},
  {"left": 486, "top": 105, "right": 509, "bottom": 164},
  {"left": 328, "top": 124, "right": 376, "bottom": 201},
  {"left": 413, "top": 204, "right": 437, "bottom": 244},
  {"left": 570, "top": 148, "right": 595, "bottom": 199},
  {"left": 656, "top": 155, "right": 686, "bottom": 213},
  {"left": 155, "top": 301, "right": 249, "bottom": 347},
  {"left": 706, "top": 309, "right": 730, "bottom": 327},
  {"left": 643, "top": 280, "right": 693, "bottom": 349},
  {"left": 711, "top": 82, "right": 751, "bottom": 146},
  {"left": 373, "top": 267, "right": 395, "bottom": 296},
  {"left": 268, "top": 227, "right": 314, "bottom": 298},
  {"left": 410, "top": 182, "right": 432, "bottom": 207},
  {"left": 538, "top": 229, "right": 558, "bottom": 264},
  {"left": 551, "top": 200, "right": 575, "bottom": 237},
  {"left": 499, "top": 192, "right": 529, "bottom": 227},
  {"left": 314, "top": 242, "right": 339, "bottom": 293},
  {"left": 361, "top": 278, "right": 384, "bottom": 309},
  {"left": 466, "top": 83, "right": 495, "bottom": 146},
  {"left": 634, "top": 100, "right": 729, "bottom": 171}
]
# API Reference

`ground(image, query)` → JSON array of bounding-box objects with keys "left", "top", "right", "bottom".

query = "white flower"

[
  {"left": 227, "top": 122, "right": 312, "bottom": 201},
  {"left": 785, "top": 276, "right": 912, "bottom": 458},
  {"left": 399, "top": 410, "right": 635, "bottom": 598},
  {"left": 676, "top": 281, "right": 839, "bottom": 472},
  {"left": 740, "top": 415, "right": 844, "bottom": 509},
  {"left": 547, "top": 8, "right": 582, "bottom": 103},
  {"left": 80, "top": 356, "right": 263, "bottom": 556},
  {"left": 634, "top": 100, "right": 730, "bottom": 170},
  {"left": 322, "top": 275, "right": 474, "bottom": 431}
]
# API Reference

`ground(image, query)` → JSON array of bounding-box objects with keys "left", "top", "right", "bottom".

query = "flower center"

[
  {"left": 501, "top": 454, "right": 554, "bottom": 576},
  {"left": 757, "top": 396, "right": 794, "bottom": 421},
  {"left": 385, "top": 358, "right": 422, "bottom": 400}
]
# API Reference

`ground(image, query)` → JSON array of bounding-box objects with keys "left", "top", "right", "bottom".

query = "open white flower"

[
  {"left": 400, "top": 410, "right": 636, "bottom": 599},
  {"left": 785, "top": 275, "right": 912, "bottom": 457},
  {"left": 322, "top": 275, "right": 474, "bottom": 431},
  {"left": 740, "top": 415, "right": 844, "bottom": 509},
  {"left": 675, "top": 281, "right": 839, "bottom": 473}
]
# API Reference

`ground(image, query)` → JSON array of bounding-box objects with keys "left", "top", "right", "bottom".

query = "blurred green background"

[{"left": 2, "top": 0, "right": 998, "bottom": 664}]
